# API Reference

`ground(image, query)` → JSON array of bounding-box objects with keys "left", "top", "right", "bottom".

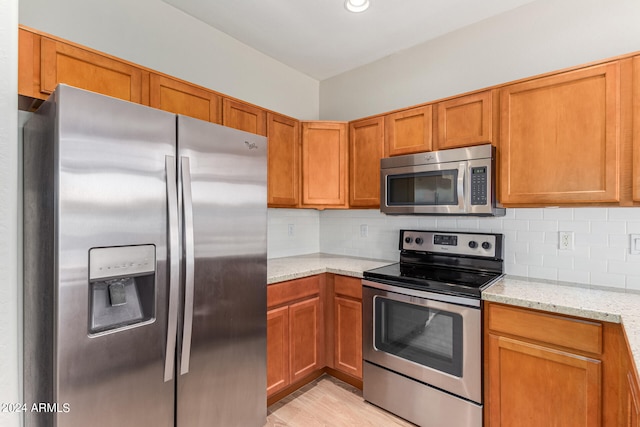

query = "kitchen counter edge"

[{"left": 483, "top": 276, "right": 640, "bottom": 377}]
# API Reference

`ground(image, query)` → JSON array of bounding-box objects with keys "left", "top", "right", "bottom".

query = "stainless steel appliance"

[
  {"left": 363, "top": 230, "right": 504, "bottom": 427},
  {"left": 23, "top": 85, "right": 267, "bottom": 427},
  {"left": 380, "top": 144, "right": 505, "bottom": 216}
]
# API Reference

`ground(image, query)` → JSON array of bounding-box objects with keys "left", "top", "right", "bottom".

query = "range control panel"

[{"left": 401, "top": 230, "right": 503, "bottom": 259}]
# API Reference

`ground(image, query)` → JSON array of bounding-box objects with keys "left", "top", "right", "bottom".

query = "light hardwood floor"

[{"left": 265, "top": 375, "right": 415, "bottom": 427}]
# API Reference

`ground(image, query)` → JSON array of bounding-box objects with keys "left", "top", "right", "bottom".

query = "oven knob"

[
  {"left": 404, "top": 237, "right": 413, "bottom": 244},
  {"left": 482, "top": 241, "right": 492, "bottom": 250},
  {"left": 415, "top": 237, "right": 423, "bottom": 245},
  {"left": 468, "top": 241, "right": 478, "bottom": 249}
]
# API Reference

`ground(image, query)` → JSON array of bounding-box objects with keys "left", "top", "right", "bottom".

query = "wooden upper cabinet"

[
  {"left": 18, "top": 28, "right": 41, "bottom": 101},
  {"left": 267, "top": 113, "right": 300, "bottom": 207},
  {"left": 349, "top": 117, "right": 384, "bottom": 208},
  {"left": 500, "top": 62, "right": 621, "bottom": 205},
  {"left": 435, "top": 90, "right": 494, "bottom": 150},
  {"left": 223, "top": 98, "right": 267, "bottom": 136},
  {"left": 385, "top": 105, "right": 433, "bottom": 156},
  {"left": 40, "top": 37, "right": 146, "bottom": 104},
  {"left": 301, "top": 122, "right": 348, "bottom": 208},
  {"left": 633, "top": 56, "right": 640, "bottom": 203},
  {"left": 149, "top": 74, "right": 221, "bottom": 123}
]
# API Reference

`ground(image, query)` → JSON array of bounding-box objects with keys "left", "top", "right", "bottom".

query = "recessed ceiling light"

[{"left": 344, "top": 0, "right": 370, "bottom": 13}]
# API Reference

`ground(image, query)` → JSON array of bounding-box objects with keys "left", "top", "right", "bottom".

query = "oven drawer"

[{"left": 487, "top": 303, "right": 603, "bottom": 355}]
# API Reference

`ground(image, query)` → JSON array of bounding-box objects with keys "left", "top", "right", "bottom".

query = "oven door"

[
  {"left": 381, "top": 161, "right": 467, "bottom": 215},
  {"left": 363, "top": 281, "right": 482, "bottom": 403}
]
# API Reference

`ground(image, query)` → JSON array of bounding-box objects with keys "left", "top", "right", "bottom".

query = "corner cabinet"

[
  {"left": 500, "top": 62, "right": 621, "bottom": 205},
  {"left": 349, "top": 117, "right": 384, "bottom": 208},
  {"left": 385, "top": 105, "right": 433, "bottom": 156},
  {"left": 485, "top": 302, "right": 628, "bottom": 427},
  {"left": 332, "top": 275, "right": 363, "bottom": 380},
  {"left": 267, "top": 276, "right": 323, "bottom": 402},
  {"left": 301, "top": 122, "right": 349, "bottom": 208},
  {"left": 267, "top": 113, "right": 300, "bottom": 207}
]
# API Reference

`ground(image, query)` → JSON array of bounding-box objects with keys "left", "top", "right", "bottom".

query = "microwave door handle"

[{"left": 457, "top": 164, "right": 466, "bottom": 211}]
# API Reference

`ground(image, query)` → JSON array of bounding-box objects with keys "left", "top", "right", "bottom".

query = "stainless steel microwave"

[{"left": 380, "top": 144, "right": 505, "bottom": 216}]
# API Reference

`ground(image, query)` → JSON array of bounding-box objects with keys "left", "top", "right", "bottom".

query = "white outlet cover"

[{"left": 631, "top": 234, "right": 640, "bottom": 255}]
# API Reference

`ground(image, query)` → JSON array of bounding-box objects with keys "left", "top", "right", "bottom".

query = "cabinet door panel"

[
  {"left": 267, "top": 306, "right": 289, "bottom": 396},
  {"left": 633, "top": 56, "right": 640, "bottom": 203},
  {"left": 500, "top": 63, "right": 620, "bottom": 204},
  {"left": 267, "top": 113, "right": 300, "bottom": 207},
  {"left": 385, "top": 105, "right": 432, "bottom": 156},
  {"left": 334, "top": 297, "right": 362, "bottom": 379},
  {"left": 149, "top": 74, "right": 221, "bottom": 123},
  {"left": 488, "top": 334, "right": 601, "bottom": 427},
  {"left": 349, "top": 117, "right": 384, "bottom": 207},
  {"left": 289, "top": 297, "right": 321, "bottom": 382},
  {"left": 436, "top": 91, "right": 492, "bottom": 150},
  {"left": 223, "top": 98, "right": 267, "bottom": 136},
  {"left": 41, "top": 38, "right": 143, "bottom": 103},
  {"left": 301, "top": 122, "right": 348, "bottom": 207}
]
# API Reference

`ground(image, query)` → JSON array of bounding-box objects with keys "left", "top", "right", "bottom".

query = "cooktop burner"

[{"left": 363, "top": 230, "right": 504, "bottom": 299}]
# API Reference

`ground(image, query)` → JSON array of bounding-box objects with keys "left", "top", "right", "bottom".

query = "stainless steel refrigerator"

[{"left": 23, "top": 84, "right": 267, "bottom": 427}]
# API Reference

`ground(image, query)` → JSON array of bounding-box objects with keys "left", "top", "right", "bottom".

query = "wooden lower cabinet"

[
  {"left": 332, "top": 275, "right": 363, "bottom": 379},
  {"left": 267, "top": 276, "right": 323, "bottom": 401},
  {"left": 485, "top": 302, "right": 635, "bottom": 427}
]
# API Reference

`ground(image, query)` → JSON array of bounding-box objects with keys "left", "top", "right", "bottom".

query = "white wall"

[
  {"left": 319, "top": 208, "right": 640, "bottom": 291},
  {"left": 320, "top": 0, "right": 640, "bottom": 120},
  {"left": 1, "top": 0, "right": 20, "bottom": 426},
  {"left": 267, "top": 209, "right": 320, "bottom": 259},
  {"left": 19, "top": 0, "right": 320, "bottom": 120}
]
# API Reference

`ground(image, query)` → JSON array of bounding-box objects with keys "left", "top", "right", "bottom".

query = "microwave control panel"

[{"left": 470, "top": 166, "right": 487, "bottom": 205}]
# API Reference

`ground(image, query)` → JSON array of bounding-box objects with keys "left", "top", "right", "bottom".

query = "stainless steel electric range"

[{"left": 362, "top": 229, "right": 504, "bottom": 427}]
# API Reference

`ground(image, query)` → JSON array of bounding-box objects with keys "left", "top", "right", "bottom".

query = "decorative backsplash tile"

[{"left": 268, "top": 207, "right": 640, "bottom": 291}]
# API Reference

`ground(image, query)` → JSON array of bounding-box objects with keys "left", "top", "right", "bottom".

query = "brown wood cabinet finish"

[
  {"left": 289, "top": 297, "right": 322, "bottom": 382},
  {"left": 500, "top": 62, "right": 621, "bottom": 205},
  {"left": 487, "top": 334, "right": 602, "bottom": 427},
  {"left": 385, "top": 105, "right": 433, "bottom": 156},
  {"left": 267, "top": 305, "right": 289, "bottom": 396},
  {"left": 149, "top": 74, "right": 221, "bottom": 123},
  {"left": 40, "top": 37, "right": 146, "bottom": 104},
  {"left": 633, "top": 56, "right": 640, "bottom": 203},
  {"left": 627, "top": 370, "right": 640, "bottom": 427},
  {"left": 301, "top": 122, "right": 348, "bottom": 208},
  {"left": 349, "top": 117, "right": 384, "bottom": 208},
  {"left": 332, "top": 275, "right": 363, "bottom": 380},
  {"left": 436, "top": 90, "right": 493, "bottom": 150},
  {"left": 223, "top": 98, "right": 267, "bottom": 136},
  {"left": 267, "top": 113, "right": 300, "bottom": 207}
]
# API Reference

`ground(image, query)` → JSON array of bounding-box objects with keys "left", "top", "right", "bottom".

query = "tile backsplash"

[{"left": 268, "top": 207, "right": 640, "bottom": 291}]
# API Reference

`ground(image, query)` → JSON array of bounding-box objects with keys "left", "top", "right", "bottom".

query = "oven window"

[
  {"left": 387, "top": 170, "right": 457, "bottom": 206},
  {"left": 374, "top": 296, "right": 463, "bottom": 377}
]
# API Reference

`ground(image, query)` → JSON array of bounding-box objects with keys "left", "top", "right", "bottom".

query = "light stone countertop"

[
  {"left": 267, "top": 253, "right": 394, "bottom": 285},
  {"left": 267, "top": 254, "right": 640, "bottom": 375},
  {"left": 483, "top": 276, "right": 640, "bottom": 375}
]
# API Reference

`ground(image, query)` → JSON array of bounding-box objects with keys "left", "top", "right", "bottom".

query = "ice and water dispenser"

[{"left": 88, "top": 245, "right": 156, "bottom": 334}]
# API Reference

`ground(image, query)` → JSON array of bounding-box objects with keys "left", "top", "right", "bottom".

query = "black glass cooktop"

[{"left": 363, "top": 262, "right": 502, "bottom": 299}]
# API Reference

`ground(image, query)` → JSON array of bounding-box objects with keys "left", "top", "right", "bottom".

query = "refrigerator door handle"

[
  {"left": 164, "top": 155, "right": 180, "bottom": 382},
  {"left": 179, "top": 156, "right": 195, "bottom": 375}
]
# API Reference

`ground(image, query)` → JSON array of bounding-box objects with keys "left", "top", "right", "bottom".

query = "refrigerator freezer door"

[
  {"left": 24, "top": 85, "right": 176, "bottom": 427},
  {"left": 176, "top": 116, "right": 267, "bottom": 427}
]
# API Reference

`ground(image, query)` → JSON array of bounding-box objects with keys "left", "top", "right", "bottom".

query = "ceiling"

[{"left": 161, "top": 0, "right": 536, "bottom": 81}]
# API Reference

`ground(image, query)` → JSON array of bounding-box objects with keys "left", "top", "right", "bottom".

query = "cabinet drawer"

[
  {"left": 487, "top": 303, "right": 602, "bottom": 354},
  {"left": 267, "top": 275, "right": 321, "bottom": 308},
  {"left": 334, "top": 275, "right": 362, "bottom": 300}
]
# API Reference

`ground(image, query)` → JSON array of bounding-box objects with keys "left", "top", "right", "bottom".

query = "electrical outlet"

[
  {"left": 287, "top": 224, "right": 294, "bottom": 237},
  {"left": 559, "top": 231, "right": 574, "bottom": 251},
  {"left": 631, "top": 234, "right": 640, "bottom": 255},
  {"left": 360, "top": 224, "right": 368, "bottom": 238}
]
